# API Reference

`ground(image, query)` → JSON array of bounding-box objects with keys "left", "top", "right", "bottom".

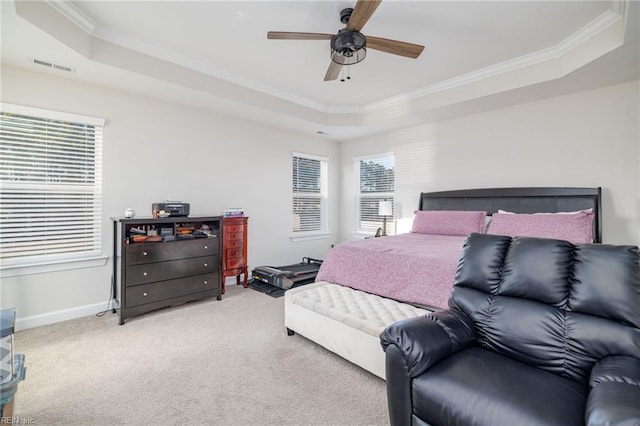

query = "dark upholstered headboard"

[{"left": 418, "top": 187, "right": 602, "bottom": 243}]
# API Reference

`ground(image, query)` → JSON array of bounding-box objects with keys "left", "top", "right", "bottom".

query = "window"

[
  {"left": 0, "top": 103, "right": 104, "bottom": 269},
  {"left": 355, "top": 154, "right": 395, "bottom": 234},
  {"left": 292, "top": 153, "right": 328, "bottom": 238}
]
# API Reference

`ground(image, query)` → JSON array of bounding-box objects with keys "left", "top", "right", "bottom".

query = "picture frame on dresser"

[{"left": 112, "top": 216, "right": 223, "bottom": 325}]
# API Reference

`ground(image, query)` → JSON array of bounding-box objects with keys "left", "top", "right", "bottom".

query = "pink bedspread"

[{"left": 316, "top": 233, "right": 467, "bottom": 309}]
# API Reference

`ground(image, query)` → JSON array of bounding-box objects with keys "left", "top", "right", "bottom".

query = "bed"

[{"left": 316, "top": 187, "right": 602, "bottom": 309}]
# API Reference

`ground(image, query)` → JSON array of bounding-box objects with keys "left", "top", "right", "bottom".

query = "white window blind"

[
  {"left": 0, "top": 103, "right": 104, "bottom": 268},
  {"left": 292, "top": 153, "right": 328, "bottom": 236},
  {"left": 355, "top": 154, "right": 395, "bottom": 234}
]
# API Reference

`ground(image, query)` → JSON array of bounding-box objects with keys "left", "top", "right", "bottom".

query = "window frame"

[
  {"left": 0, "top": 103, "right": 106, "bottom": 275},
  {"left": 291, "top": 152, "right": 329, "bottom": 241},
  {"left": 354, "top": 153, "right": 395, "bottom": 236}
]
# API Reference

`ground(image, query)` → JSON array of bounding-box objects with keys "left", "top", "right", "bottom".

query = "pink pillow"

[
  {"left": 411, "top": 210, "right": 487, "bottom": 236},
  {"left": 486, "top": 211, "right": 594, "bottom": 243}
]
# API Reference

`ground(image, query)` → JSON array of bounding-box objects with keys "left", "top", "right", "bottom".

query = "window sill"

[
  {"left": 290, "top": 233, "right": 331, "bottom": 242},
  {"left": 1, "top": 255, "right": 109, "bottom": 278},
  {"left": 352, "top": 231, "right": 396, "bottom": 239},
  {"left": 353, "top": 230, "right": 379, "bottom": 237}
]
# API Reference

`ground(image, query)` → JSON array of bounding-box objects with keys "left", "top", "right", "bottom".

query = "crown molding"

[
  {"left": 40, "top": 0, "right": 328, "bottom": 113},
  {"left": 20, "top": 0, "right": 632, "bottom": 131},
  {"left": 362, "top": 4, "right": 627, "bottom": 113},
  {"left": 90, "top": 27, "right": 328, "bottom": 114},
  {"left": 43, "top": 0, "right": 94, "bottom": 34},
  {"left": 93, "top": 27, "right": 329, "bottom": 113}
]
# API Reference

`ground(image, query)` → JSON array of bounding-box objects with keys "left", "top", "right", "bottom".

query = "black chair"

[{"left": 381, "top": 233, "right": 640, "bottom": 426}]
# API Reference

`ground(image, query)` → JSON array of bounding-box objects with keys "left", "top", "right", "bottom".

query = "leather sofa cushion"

[
  {"left": 412, "top": 347, "right": 588, "bottom": 426},
  {"left": 450, "top": 234, "right": 640, "bottom": 384}
]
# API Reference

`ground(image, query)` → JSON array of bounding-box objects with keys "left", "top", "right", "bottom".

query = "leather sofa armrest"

[
  {"left": 586, "top": 356, "right": 640, "bottom": 426},
  {"left": 380, "top": 308, "right": 476, "bottom": 378},
  {"left": 380, "top": 309, "right": 476, "bottom": 426}
]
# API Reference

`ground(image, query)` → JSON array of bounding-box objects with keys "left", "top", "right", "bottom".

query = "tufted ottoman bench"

[{"left": 284, "top": 281, "right": 431, "bottom": 379}]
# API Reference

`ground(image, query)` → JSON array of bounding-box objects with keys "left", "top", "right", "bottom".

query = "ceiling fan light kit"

[
  {"left": 267, "top": 0, "right": 423, "bottom": 82},
  {"left": 330, "top": 29, "right": 367, "bottom": 65}
]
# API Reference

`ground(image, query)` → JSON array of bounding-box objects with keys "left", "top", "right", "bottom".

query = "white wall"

[
  {"left": 2, "top": 65, "right": 638, "bottom": 329},
  {"left": 340, "top": 81, "right": 640, "bottom": 245},
  {"left": 0, "top": 65, "right": 340, "bottom": 328}
]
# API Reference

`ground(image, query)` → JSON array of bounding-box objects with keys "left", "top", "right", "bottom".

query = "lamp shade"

[{"left": 378, "top": 200, "right": 393, "bottom": 216}]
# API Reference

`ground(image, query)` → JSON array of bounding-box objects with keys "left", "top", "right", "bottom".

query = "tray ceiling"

[{"left": 1, "top": 0, "right": 638, "bottom": 140}]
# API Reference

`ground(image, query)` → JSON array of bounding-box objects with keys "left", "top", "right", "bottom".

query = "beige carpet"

[{"left": 13, "top": 284, "right": 389, "bottom": 425}]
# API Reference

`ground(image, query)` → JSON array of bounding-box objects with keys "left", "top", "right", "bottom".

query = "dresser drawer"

[
  {"left": 125, "top": 256, "right": 218, "bottom": 286},
  {"left": 126, "top": 239, "right": 219, "bottom": 265},
  {"left": 224, "top": 223, "right": 245, "bottom": 233},
  {"left": 224, "top": 230, "right": 243, "bottom": 242},
  {"left": 226, "top": 257, "right": 246, "bottom": 269},
  {"left": 224, "top": 239, "right": 243, "bottom": 249},
  {"left": 125, "top": 273, "right": 219, "bottom": 308},
  {"left": 226, "top": 248, "right": 244, "bottom": 259}
]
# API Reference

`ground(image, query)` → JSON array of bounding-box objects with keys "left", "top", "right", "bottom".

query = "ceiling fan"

[{"left": 267, "top": 0, "right": 424, "bottom": 81}]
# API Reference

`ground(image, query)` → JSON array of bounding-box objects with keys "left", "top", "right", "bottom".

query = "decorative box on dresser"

[
  {"left": 221, "top": 217, "right": 249, "bottom": 294},
  {"left": 113, "top": 216, "right": 222, "bottom": 325}
]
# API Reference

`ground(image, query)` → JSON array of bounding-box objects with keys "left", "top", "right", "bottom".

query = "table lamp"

[{"left": 378, "top": 200, "right": 393, "bottom": 236}]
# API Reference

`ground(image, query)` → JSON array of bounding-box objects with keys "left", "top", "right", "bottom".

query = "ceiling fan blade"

[
  {"left": 347, "top": 0, "right": 382, "bottom": 32},
  {"left": 324, "top": 61, "right": 342, "bottom": 81},
  {"left": 267, "top": 31, "right": 334, "bottom": 40},
  {"left": 366, "top": 36, "right": 424, "bottom": 59},
  {"left": 324, "top": 52, "right": 350, "bottom": 81}
]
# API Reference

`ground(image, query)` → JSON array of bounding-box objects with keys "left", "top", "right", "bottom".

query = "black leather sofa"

[{"left": 381, "top": 233, "right": 640, "bottom": 426}]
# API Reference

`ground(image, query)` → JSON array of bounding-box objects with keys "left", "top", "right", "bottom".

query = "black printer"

[{"left": 152, "top": 202, "right": 190, "bottom": 217}]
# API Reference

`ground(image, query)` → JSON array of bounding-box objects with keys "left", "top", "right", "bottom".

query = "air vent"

[{"left": 30, "top": 57, "right": 76, "bottom": 74}]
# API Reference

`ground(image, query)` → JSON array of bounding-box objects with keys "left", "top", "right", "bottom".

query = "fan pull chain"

[{"left": 340, "top": 64, "right": 352, "bottom": 82}]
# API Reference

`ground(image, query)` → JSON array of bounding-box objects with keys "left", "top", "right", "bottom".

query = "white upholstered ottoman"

[{"left": 284, "top": 281, "right": 431, "bottom": 379}]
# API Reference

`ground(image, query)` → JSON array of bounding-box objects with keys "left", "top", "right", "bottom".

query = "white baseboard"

[{"left": 15, "top": 300, "right": 117, "bottom": 331}]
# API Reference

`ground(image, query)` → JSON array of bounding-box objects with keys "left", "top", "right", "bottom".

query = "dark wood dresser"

[
  {"left": 113, "top": 216, "right": 222, "bottom": 325},
  {"left": 221, "top": 217, "right": 248, "bottom": 293}
]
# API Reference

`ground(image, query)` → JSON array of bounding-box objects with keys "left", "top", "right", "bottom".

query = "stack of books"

[{"left": 223, "top": 207, "right": 244, "bottom": 218}]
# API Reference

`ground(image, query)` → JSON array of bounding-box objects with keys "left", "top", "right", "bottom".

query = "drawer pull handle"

[
  {"left": 203, "top": 280, "right": 208, "bottom": 285},
  {"left": 204, "top": 263, "right": 208, "bottom": 267},
  {"left": 143, "top": 272, "right": 148, "bottom": 276},
  {"left": 204, "top": 246, "right": 208, "bottom": 249},
  {"left": 143, "top": 292, "right": 148, "bottom": 297},
  {"left": 143, "top": 251, "right": 148, "bottom": 256}
]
